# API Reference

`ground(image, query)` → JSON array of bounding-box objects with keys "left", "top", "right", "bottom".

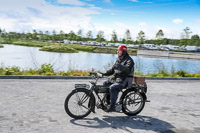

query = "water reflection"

[{"left": 0, "top": 44, "right": 200, "bottom": 74}]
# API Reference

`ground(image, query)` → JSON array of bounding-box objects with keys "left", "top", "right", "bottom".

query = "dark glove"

[
  {"left": 99, "top": 72, "right": 105, "bottom": 75},
  {"left": 99, "top": 72, "right": 105, "bottom": 77}
]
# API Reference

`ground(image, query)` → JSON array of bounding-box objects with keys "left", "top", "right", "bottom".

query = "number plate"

[{"left": 75, "top": 84, "right": 87, "bottom": 88}]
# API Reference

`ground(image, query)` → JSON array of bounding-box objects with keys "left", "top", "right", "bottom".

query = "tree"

[
  {"left": 26, "top": 32, "right": 32, "bottom": 40},
  {"left": 111, "top": 30, "right": 118, "bottom": 43},
  {"left": 76, "top": 29, "right": 82, "bottom": 41},
  {"left": 44, "top": 31, "right": 50, "bottom": 40},
  {"left": 137, "top": 30, "right": 145, "bottom": 44},
  {"left": 77, "top": 29, "right": 82, "bottom": 37},
  {"left": 86, "top": 31, "right": 93, "bottom": 40},
  {"left": 124, "top": 29, "right": 132, "bottom": 44},
  {"left": 155, "top": 29, "right": 165, "bottom": 45},
  {"left": 33, "top": 30, "right": 37, "bottom": 40},
  {"left": 191, "top": 34, "right": 200, "bottom": 40},
  {"left": 52, "top": 30, "right": 57, "bottom": 41},
  {"left": 67, "top": 30, "right": 76, "bottom": 41},
  {"left": 39, "top": 31, "right": 44, "bottom": 41},
  {"left": 96, "top": 31, "right": 105, "bottom": 42},
  {"left": 181, "top": 27, "right": 192, "bottom": 39},
  {"left": 191, "top": 34, "right": 200, "bottom": 46},
  {"left": 179, "top": 39, "right": 188, "bottom": 46},
  {"left": 59, "top": 30, "right": 65, "bottom": 40},
  {"left": 156, "top": 29, "right": 164, "bottom": 39},
  {"left": 122, "top": 38, "right": 126, "bottom": 44}
]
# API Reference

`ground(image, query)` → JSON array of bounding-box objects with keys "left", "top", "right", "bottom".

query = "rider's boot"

[
  {"left": 105, "top": 104, "right": 115, "bottom": 112},
  {"left": 105, "top": 94, "right": 110, "bottom": 105}
]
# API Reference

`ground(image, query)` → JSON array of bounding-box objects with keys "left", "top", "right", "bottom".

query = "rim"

[
  {"left": 123, "top": 92, "right": 144, "bottom": 113},
  {"left": 68, "top": 92, "right": 91, "bottom": 116}
]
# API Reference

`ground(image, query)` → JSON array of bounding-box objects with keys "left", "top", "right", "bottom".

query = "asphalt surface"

[{"left": 0, "top": 79, "right": 200, "bottom": 133}]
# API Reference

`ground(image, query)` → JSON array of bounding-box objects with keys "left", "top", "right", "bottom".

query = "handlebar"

[
  {"left": 89, "top": 72, "right": 104, "bottom": 85},
  {"left": 90, "top": 72, "right": 103, "bottom": 78}
]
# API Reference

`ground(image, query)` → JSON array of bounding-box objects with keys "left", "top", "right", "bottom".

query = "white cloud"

[
  {"left": 138, "top": 22, "right": 147, "bottom": 26},
  {"left": 0, "top": 0, "right": 101, "bottom": 33},
  {"left": 104, "top": 0, "right": 111, "bottom": 3},
  {"left": 195, "top": 19, "right": 200, "bottom": 24},
  {"left": 0, "top": 0, "right": 198, "bottom": 40},
  {"left": 143, "top": 2, "right": 153, "bottom": 4},
  {"left": 101, "top": 21, "right": 185, "bottom": 40},
  {"left": 129, "top": 0, "right": 153, "bottom": 4},
  {"left": 57, "top": 0, "right": 85, "bottom": 6},
  {"left": 173, "top": 19, "right": 183, "bottom": 24},
  {"left": 129, "top": 0, "right": 139, "bottom": 2}
]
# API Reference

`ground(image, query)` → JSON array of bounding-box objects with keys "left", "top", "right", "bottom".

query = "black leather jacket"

[{"left": 104, "top": 53, "right": 134, "bottom": 83}]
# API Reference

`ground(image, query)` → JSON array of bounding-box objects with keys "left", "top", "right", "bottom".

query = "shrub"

[
  {"left": 38, "top": 64, "right": 54, "bottom": 74},
  {"left": 4, "top": 66, "right": 21, "bottom": 75},
  {"left": 176, "top": 70, "right": 186, "bottom": 77}
]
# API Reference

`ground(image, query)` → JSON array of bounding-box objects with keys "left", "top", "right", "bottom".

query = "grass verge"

[{"left": 1, "top": 64, "right": 200, "bottom": 77}]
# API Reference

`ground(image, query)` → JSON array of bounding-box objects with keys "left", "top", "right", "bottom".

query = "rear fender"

[{"left": 120, "top": 88, "right": 147, "bottom": 102}]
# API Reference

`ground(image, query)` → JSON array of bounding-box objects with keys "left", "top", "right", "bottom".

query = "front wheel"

[
  {"left": 64, "top": 88, "right": 94, "bottom": 119},
  {"left": 122, "top": 91, "right": 145, "bottom": 116}
]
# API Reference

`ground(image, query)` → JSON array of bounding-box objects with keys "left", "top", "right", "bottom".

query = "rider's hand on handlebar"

[{"left": 97, "top": 72, "right": 104, "bottom": 78}]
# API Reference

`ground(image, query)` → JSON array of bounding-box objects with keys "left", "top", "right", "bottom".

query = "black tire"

[
  {"left": 122, "top": 91, "right": 145, "bottom": 116},
  {"left": 64, "top": 88, "right": 94, "bottom": 119}
]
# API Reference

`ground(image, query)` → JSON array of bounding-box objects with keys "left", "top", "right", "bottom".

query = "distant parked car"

[
  {"left": 107, "top": 43, "right": 115, "bottom": 47},
  {"left": 165, "top": 44, "right": 180, "bottom": 51},
  {"left": 142, "top": 44, "right": 157, "bottom": 50},
  {"left": 101, "top": 43, "right": 107, "bottom": 46},
  {"left": 185, "top": 46, "right": 199, "bottom": 52},
  {"left": 64, "top": 39, "right": 70, "bottom": 44},
  {"left": 114, "top": 43, "right": 122, "bottom": 47},
  {"left": 70, "top": 41, "right": 78, "bottom": 44},
  {"left": 57, "top": 41, "right": 64, "bottom": 43},
  {"left": 88, "top": 41, "right": 96, "bottom": 45},
  {"left": 80, "top": 42, "right": 88, "bottom": 45}
]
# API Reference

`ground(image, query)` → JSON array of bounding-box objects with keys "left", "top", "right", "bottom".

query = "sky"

[{"left": 0, "top": 0, "right": 200, "bottom": 40}]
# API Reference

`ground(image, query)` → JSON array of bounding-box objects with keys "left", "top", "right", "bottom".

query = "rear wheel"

[
  {"left": 64, "top": 89, "right": 94, "bottom": 119},
  {"left": 122, "top": 91, "right": 145, "bottom": 116}
]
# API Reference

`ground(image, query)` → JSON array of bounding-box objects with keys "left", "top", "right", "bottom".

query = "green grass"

[
  {"left": 66, "top": 44, "right": 96, "bottom": 52},
  {"left": 39, "top": 44, "right": 78, "bottom": 53},
  {"left": 0, "top": 38, "right": 12, "bottom": 44},
  {"left": 145, "top": 70, "right": 200, "bottom": 78},
  {"left": 12, "top": 40, "right": 49, "bottom": 47},
  {"left": 4, "top": 40, "right": 137, "bottom": 54},
  {"left": 0, "top": 64, "right": 90, "bottom": 76},
  {"left": 0, "top": 64, "right": 200, "bottom": 77},
  {"left": 0, "top": 44, "right": 3, "bottom": 48}
]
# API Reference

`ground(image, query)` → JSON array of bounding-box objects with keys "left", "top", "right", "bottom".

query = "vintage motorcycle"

[{"left": 64, "top": 72, "right": 149, "bottom": 119}]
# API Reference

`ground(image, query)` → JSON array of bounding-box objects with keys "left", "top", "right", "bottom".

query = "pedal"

[{"left": 145, "top": 100, "right": 150, "bottom": 102}]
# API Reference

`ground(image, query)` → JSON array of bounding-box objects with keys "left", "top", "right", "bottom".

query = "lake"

[{"left": 0, "top": 44, "right": 200, "bottom": 74}]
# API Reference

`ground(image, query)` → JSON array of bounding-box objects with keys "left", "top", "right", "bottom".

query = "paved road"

[{"left": 0, "top": 79, "right": 200, "bottom": 133}]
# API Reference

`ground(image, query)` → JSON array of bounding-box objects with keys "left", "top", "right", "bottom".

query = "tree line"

[{"left": 0, "top": 27, "right": 200, "bottom": 46}]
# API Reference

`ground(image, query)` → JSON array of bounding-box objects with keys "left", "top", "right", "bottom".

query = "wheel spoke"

[
  {"left": 123, "top": 92, "right": 144, "bottom": 114},
  {"left": 75, "top": 92, "right": 81, "bottom": 102},
  {"left": 80, "top": 94, "right": 89, "bottom": 104},
  {"left": 80, "top": 104, "right": 89, "bottom": 110},
  {"left": 65, "top": 90, "right": 93, "bottom": 119}
]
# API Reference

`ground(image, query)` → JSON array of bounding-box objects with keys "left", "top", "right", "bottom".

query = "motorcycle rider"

[{"left": 101, "top": 45, "right": 134, "bottom": 112}]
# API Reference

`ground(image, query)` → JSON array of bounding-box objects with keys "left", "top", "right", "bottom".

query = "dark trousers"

[{"left": 103, "top": 80, "right": 124, "bottom": 107}]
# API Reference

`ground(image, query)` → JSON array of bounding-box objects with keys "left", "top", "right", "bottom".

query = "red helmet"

[{"left": 118, "top": 45, "right": 128, "bottom": 52}]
